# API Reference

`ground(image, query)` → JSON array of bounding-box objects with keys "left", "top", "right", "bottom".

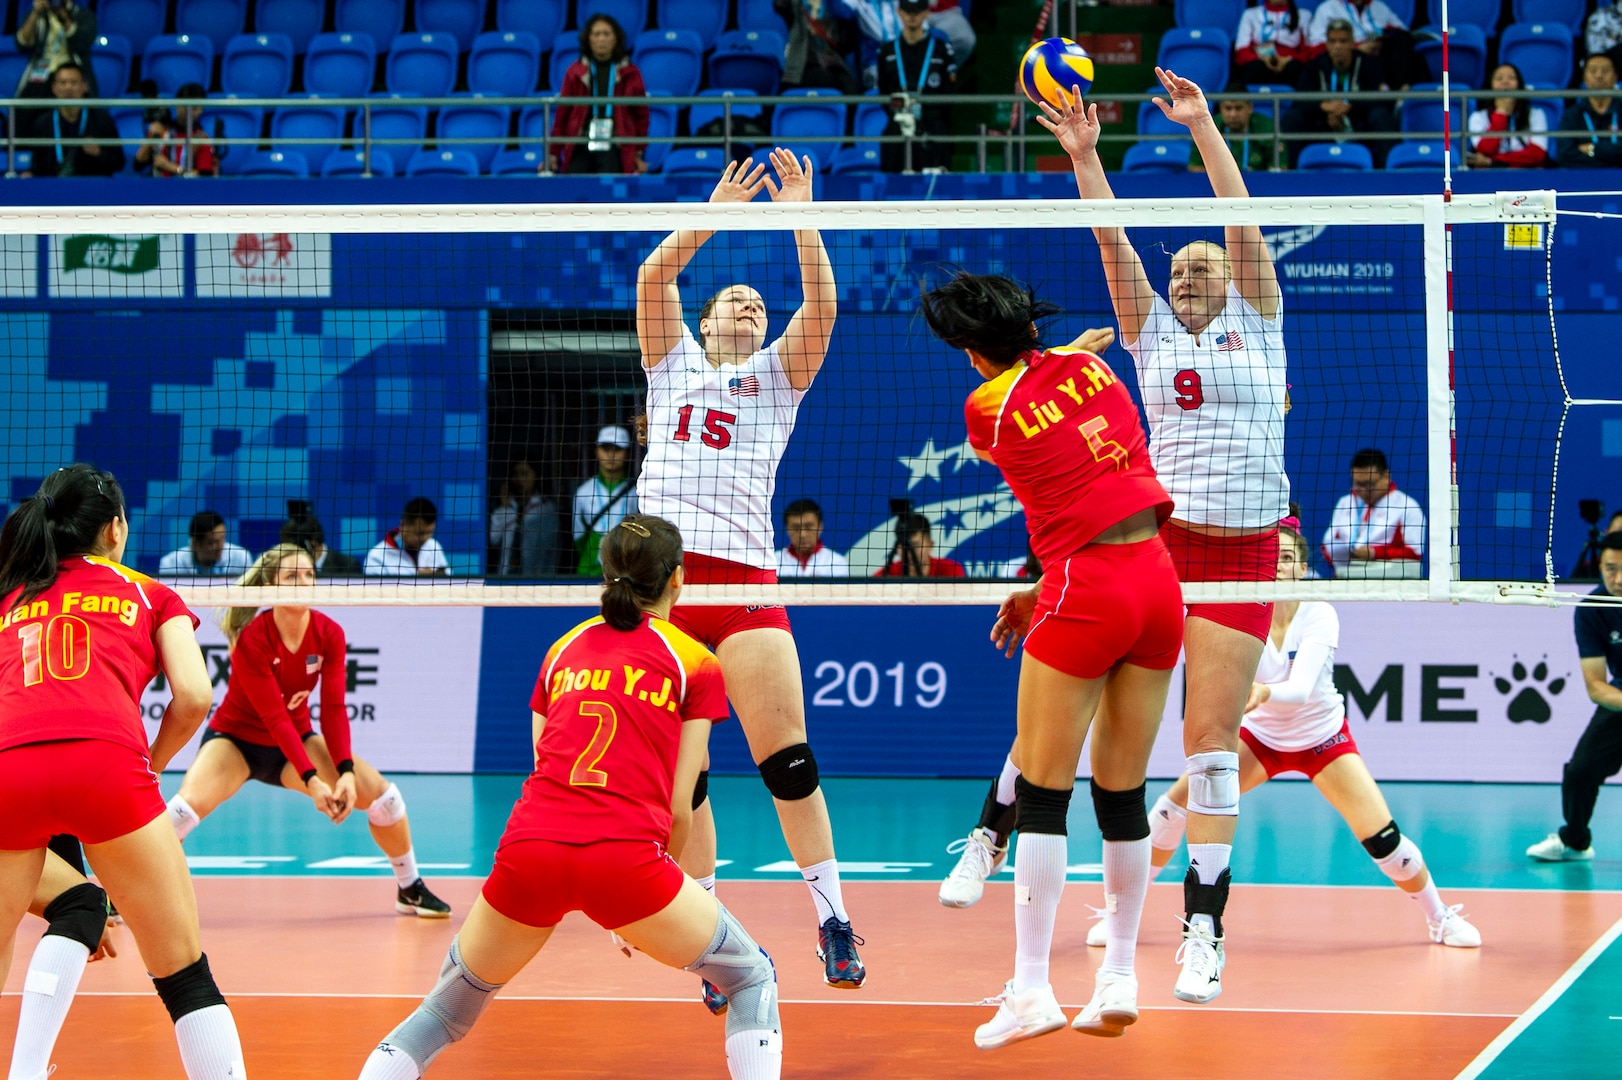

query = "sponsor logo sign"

[
  {"left": 50, "top": 233, "right": 183, "bottom": 297},
  {"left": 196, "top": 233, "right": 333, "bottom": 297}
]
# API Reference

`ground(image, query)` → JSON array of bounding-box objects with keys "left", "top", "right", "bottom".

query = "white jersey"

[
  {"left": 778, "top": 544, "right": 849, "bottom": 578},
  {"left": 1242, "top": 601, "right": 1345, "bottom": 751},
  {"left": 1307, "top": 0, "right": 1405, "bottom": 46},
  {"left": 1125, "top": 283, "right": 1290, "bottom": 529},
  {"left": 639, "top": 327, "right": 805, "bottom": 569},
  {"left": 1320, "top": 486, "right": 1425, "bottom": 574}
]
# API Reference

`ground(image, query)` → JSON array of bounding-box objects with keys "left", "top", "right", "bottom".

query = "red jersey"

[
  {"left": 965, "top": 348, "right": 1173, "bottom": 567},
  {"left": 507, "top": 615, "right": 728, "bottom": 846},
  {"left": 0, "top": 556, "right": 197, "bottom": 757},
  {"left": 874, "top": 556, "right": 967, "bottom": 577},
  {"left": 209, "top": 609, "right": 349, "bottom": 777}
]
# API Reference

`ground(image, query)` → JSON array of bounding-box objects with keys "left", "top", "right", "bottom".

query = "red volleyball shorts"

[
  {"left": 482, "top": 837, "right": 686, "bottom": 930},
  {"left": 0, "top": 739, "right": 166, "bottom": 849},
  {"left": 668, "top": 551, "right": 792, "bottom": 647},
  {"left": 1161, "top": 520, "right": 1280, "bottom": 643},
  {"left": 1240, "top": 718, "right": 1360, "bottom": 780},
  {"left": 1022, "top": 537, "right": 1185, "bottom": 680}
]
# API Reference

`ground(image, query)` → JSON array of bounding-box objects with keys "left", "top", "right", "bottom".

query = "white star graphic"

[{"left": 898, "top": 439, "right": 983, "bottom": 490}]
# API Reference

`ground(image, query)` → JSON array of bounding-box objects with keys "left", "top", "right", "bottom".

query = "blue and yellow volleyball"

[{"left": 1020, "top": 38, "right": 1094, "bottom": 109}]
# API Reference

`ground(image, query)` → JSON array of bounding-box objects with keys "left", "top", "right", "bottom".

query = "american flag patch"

[
  {"left": 727, "top": 375, "right": 760, "bottom": 397},
  {"left": 305, "top": 654, "right": 322, "bottom": 675},
  {"left": 1215, "top": 330, "right": 1244, "bottom": 352}
]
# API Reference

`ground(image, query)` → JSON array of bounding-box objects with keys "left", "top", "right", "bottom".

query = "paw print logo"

[{"left": 1492, "top": 656, "right": 1567, "bottom": 724}]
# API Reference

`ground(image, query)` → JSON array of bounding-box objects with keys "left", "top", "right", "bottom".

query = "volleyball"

[{"left": 1020, "top": 37, "right": 1094, "bottom": 110}]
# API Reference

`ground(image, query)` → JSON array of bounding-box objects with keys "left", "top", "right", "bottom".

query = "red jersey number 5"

[
  {"left": 672, "top": 406, "right": 737, "bottom": 450},
  {"left": 1078, "top": 416, "right": 1129, "bottom": 471},
  {"left": 1173, "top": 369, "right": 1204, "bottom": 411}
]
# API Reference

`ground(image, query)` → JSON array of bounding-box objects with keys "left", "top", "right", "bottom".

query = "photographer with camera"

[
  {"left": 875, "top": 510, "right": 965, "bottom": 578},
  {"left": 22, "top": 60, "right": 123, "bottom": 176},
  {"left": 1572, "top": 499, "right": 1622, "bottom": 580},
  {"left": 876, "top": 0, "right": 957, "bottom": 173},
  {"left": 134, "top": 83, "right": 219, "bottom": 178},
  {"left": 14, "top": 0, "right": 97, "bottom": 99}
]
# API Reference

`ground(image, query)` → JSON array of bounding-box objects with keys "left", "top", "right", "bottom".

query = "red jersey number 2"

[
  {"left": 569, "top": 701, "right": 619, "bottom": 788},
  {"left": 672, "top": 406, "right": 737, "bottom": 450},
  {"left": 1173, "top": 369, "right": 1204, "bottom": 411}
]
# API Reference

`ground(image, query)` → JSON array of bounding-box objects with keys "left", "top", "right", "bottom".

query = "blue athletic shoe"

[
  {"left": 817, "top": 917, "right": 866, "bottom": 989},
  {"left": 701, "top": 979, "right": 729, "bottom": 1016}
]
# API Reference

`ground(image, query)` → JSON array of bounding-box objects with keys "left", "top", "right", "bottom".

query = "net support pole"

[{"left": 1422, "top": 194, "right": 1454, "bottom": 602}]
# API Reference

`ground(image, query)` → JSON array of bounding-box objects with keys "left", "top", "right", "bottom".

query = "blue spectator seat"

[
  {"left": 771, "top": 87, "right": 846, "bottom": 171},
  {"left": 416, "top": 0, "right": 484, "bottom": 53},
  {"left": 1421, "top": 0, "right": 1498, "bottom": 34},
  {"left": 254, "top": 0, "right": 325, "bottom": 55},
  {"left": 469, "top": 31, "right": 542, "bottom": 96},
  {"left": 491, "top": 147, "right": 544, "bottom": 174},
  {"left": 708, "top": 29, "right": 785, "bottom": 96},
  {"left": 1174, "top": 0, "right": 1246, "bottom": 32},
  {"left": 658, "top": 146, "right": 729, "bottom": 175},
  {"left": 852, "top": 98, "right": 888, "bottom": 147},
  {"left": 0, "top": 53, "right": 26, "bottom": 98},
  {"left": 336, "top": 0, "right": 403, "bottom": 51},
  {"left": 1497, "top": 22, "right": 1574, "bottom": 92},
  {"left": 321, "top": 147, "right": 395, "bottom": 176},
  {"left": 578, "top": 0, "right": 648, "bottom": 35},
  {"left": 98, "top": 0, "right": 166, "bottom": 56},
  {"left": 1382, "top": 0, "right": 1415, "bottom": 26},
  {"left": 829, "top": 145, "right": 881, "bottom": 173},
  {"left": 359, "top": 92, "right": 430, "bottom": 158},
  {"left": 1138, "top": 90, "right": 1185, "bottom": 137},
  {"left": 549, "top": 32, "right": 582, "bottom": 92},
  {"left": 1297, "top": 141, "right": 1374, "bottom": 170},
  {"left": 657, "top": 0, "right": 728, "bottom": 50},
  {"left": 690, "top": 89, "right": 766, "bottom": 150},
  {"left": 633, "top": 29, "right": 703, "bottom": 96},
  {"left": 176, "top": 0, "right": 247, "bottom": 53},
  {"left": 518, "top": 104, "right": 551, "bottom": 148},
  {"left": 271, "top": 94, "right": 345, "bottom": 155},
  {"left": 736, "top": 0, "right": 789, "bottom": 36},
  {"left": 305, "top": 32, "right": 377, "bottom": 98},
  {"left": 0, "top": 151, "right": 33, "bottom": 173},
  {"left": 143, "top": 35, "right": 215, "bottom": 96},
  {"left": 497, "top": 0, "right": 566, "bottom": 43},
  {"left": 110, "top": 106, "right": 146, "bottom": 173},
  {"left": 1245, "top": 83, "right": 1293, "bottom": 124},
  {"left": 387, "top": 33, "right": 459, "bottom": 98},
  {"left": 222, "top": 34, "right": 294, "bottom": 98},
  {"left": 1121, "top": 139, "right": 1191, "bottom": 172},
  {"left": 1512, "top": 0, "right": 1587, "bottom": 35},
  {"left": 644, "top": 88, "right": 676, "bottom": 170},
  {"left": 1399, "top": 84, "right": 1464, "bottom": 135},
  {"left": 437, "top": 95, "right": 512, "bottom": 171},
  {"left": 406, "top": 148, "right": 481, "bottom": 176},
  {"left": 209, "top": 94, "right": 265, "bottom": 175},
  {"left": 1414, "top": 24, "right": 1485, "bottom": 89},
  {"left": 241, "top": 148, "right": 310, "bottom": 175},
  {"left": 1155, "top": 28, "right": 1230, "bottom": 94},
  {"left": 91, "top": 35, "right": 133, "bottom": 97},
  {"left": 1385, "top": 140, "right": 1458, "bottom": 168},
  {"left": 1523, "top": 91, "right": 1561, "bottom": 134}
]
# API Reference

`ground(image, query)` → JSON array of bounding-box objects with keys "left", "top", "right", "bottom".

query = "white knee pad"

[
  {"left": 367, "top": 782, "right": 407, "bottom": 828},
  {"left": 1185, "top": 751, "right": 1240, "bottom": 817},
  {"left": 1147, "top": 792, "right": 1189, "bottom": 850},
  {"left": 1375, "top": 835, "right": 1425, "bottom": 883},
  {"left": 167, "top": 794, "right": 201, "bottom": 841}
]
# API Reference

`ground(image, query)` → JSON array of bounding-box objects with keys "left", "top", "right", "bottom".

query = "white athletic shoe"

[
  {"left": 972, "top": 981, "right": 1067, "bottom": 1050},
  {"left": 939, "top": 828, "right": 1006, "bottom": 909},
  {"left": 1525, "top": 833, "right": 1594, "bottom": 862},
  {"left": 1071, "top": 971, "right": 1138, "bottom": 1038},
  {"left": 1172, "top": 920, "right": 1225, "bottom": 1004},
  {"left": 1428, "top": 904, "right": 1482, "bottom": 948}
]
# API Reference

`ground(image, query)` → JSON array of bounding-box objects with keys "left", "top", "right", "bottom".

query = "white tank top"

[
  {"left": 1124, "top": 283, "right": 1291, "bottom": 528},
  {"left": 638, "top": 327, "right": 805, "bottom": 569},
  {"left": 1242, "top": 601, "right": 1346, "bottom": 751}
]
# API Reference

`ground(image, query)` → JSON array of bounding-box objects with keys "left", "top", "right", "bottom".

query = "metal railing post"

[
  {"left": 722, "top": 99, "right": 733, "bottom": 162},
  {"left": 361, "top": 101, "right": 373, "bottom": 178}
]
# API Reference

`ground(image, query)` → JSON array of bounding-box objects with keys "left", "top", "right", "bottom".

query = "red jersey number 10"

[
  {"left": 17, "top": 616, "right": 93, "bottom": 685},
  {"left": 672, "top": 405, "right": 737, "bottom": 450}
]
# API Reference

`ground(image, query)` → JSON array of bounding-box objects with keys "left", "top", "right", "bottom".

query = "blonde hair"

[
  {"left": 1172, "top": 240, "right": 1233, "bottom": 281},
  {"left": 220, "top": 542, "right": 314, "bottom": 647}
]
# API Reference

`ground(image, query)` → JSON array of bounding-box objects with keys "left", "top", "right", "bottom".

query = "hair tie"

[
  {"left": 39, "top": 495, "right": 54, "bottom": 512},
  {"left": 612, "top": 576, "right": 633, "bottom": 584},
  {"left": 1280, "top": 515, "right": 1301, "bottom": 531},
  {"left": 617, "top": 520, "right": 651, "bottom": 538}
]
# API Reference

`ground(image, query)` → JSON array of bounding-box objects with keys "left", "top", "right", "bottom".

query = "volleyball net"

[{"left": 0, "top": 191, "right": 1575, "bottom": 607}]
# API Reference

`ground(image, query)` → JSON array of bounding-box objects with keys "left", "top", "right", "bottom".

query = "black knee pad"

[
  {"left": 1360, "top": 820, "right": 1402, "bottom": 859},
  {"left": 1013, "top": 775, "right": 1072, "bottom": 836},
  {"left": 977, "top": 776, "right": 1018, "bottom": 843},
  {"left": 691, "top": 769, "right": 710, "bottom": 811},
  {"left": 1090, "top": 779, "right": 1150, "bottom": 842},
  {"left": 152, "top": 953, "right": 227, "bottom": 1024},
  {"left": 42, "top": 882, "right": 107, "bottom": 953},
  {"left": 758, "top": 743, "right": 819, "bottom": 801}
]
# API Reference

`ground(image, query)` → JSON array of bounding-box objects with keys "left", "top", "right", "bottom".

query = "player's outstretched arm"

[
  {"left": 765, "top": 148, "right": 836, "bottom": 391},
  {"left": 1037, "top": 94, "right": 1155, "bottom": 344},
  {"left": 149, "top": 615, "right": 213, "bottom": 773},
  {"left": 636, "top": 158, "right": 770, "bottom": 368},
  {"left": 667, "top": 716, "right": 714, "bottom": 862}
]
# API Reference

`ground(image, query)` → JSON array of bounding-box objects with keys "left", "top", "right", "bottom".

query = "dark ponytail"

[
  {"left": 599, "top": 514, "right": 684, "bottom": 631},
  {"left": 0, "top": 464, "right": 127, "bottom": 607},
  {"left": 920, "top": 271, "right": 1062, "bottom": 368}
]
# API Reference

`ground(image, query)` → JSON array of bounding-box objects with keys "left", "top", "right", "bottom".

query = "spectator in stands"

[
  {"left": 547, "top": 15, "right": 649, "bottom": 175},
  {"left": 1586, "top": 4, "right": 1622, "bottom": 71},
  {"left": 14, "top": 0, "right": 96, "bottom": 100},
  {"left": 1466, "top": 63, "right": 1549, "bottom": 169},
  {"left": 1558, "top": 54, "right": 1622, "bottom": 168},
  {"left": 365, "top": 497, "right": 451, "bottom": 576},
  {"left": 922, "top": 0, "right": 974, "bottom": 62},
  {"left": 876, "top": 0, "right": 959, "bottom": 172},
  {"left": 875, "top": 511, "right": 966, "bottom": 577},
  {"left": 134, "top": 83, "right": 218, "bottom": 178},
  {"left": 778, "top": 498, "right": 850, "bottom": 577},
  {"left": 491, "top": 459, "right": 562, "bottom": 576},
  {"left": 1320, "top": 447, "right": 1425, "bottom": 577},
  {"left": 22, "top": 60, "right": 123, "bottom": 177},
  {"left": 1306, "top": 0, "right": 1426, "bottom": 88},
  {"left": 280, "top": 514, "right": 363, "bottom": 577},
  {"left": 159, "top": 510, "right": 252, "bottom": 576},
  {"left": 838, "top": 0, "right": 901, "bottom": 90},
  {"left": 573, "top": 425, "right": 638, "bottom": 576},
  {"left": 1190, "top": 82, "right": 1275, "bottom": 172},
  {"left": 778, "top": 0, "right": 862, "bottom": 95},
  {"left": 1233, "top": 0, "right": 1312, "bottom": 89},
  {"left": 1283, "top": 19, "right": 1396, "bottom": 166}
]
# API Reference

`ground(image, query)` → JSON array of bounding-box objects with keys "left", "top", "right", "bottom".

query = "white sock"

[
  {"left": 1011, "top": 832, "right": 1067, "bottom": 993},
  {"left": 167, "top": 794, "right": 201, "bottom": 841},
  {"left": 995, "top": 755, "right": 1020, "bottom": 805},
  {"left": 173, "top": 1004, "right": 246, "bottom": 1080},
  {"left": 1099, "top": 838, "right": 1151, "bottom": 978},
  {"left": 695, "top": 874, "right": 717, "bottom": 893},
  {"left": 799, "top": 859, "right": 848, "bottom": 923},
  {"left": 8, "top": 935, "right": 90, "bottom": 1078},
  {"left": 359, "top": 1043, "right": 422, "bottom": 1080},
  {"left": 1186, "top": 842, "right": 1232, "bottom": 887},
  {"left": 389, "top": 850, "right": 420, "bottom": 888},
  {"left": 725, "top": 1028, "right": 783, "bottom": 1080},
  {"left": 1410, "top": 878, "right": 1450, "bottom": 923}
]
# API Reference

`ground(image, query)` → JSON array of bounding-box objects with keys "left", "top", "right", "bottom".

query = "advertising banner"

[
  {"left": 49, "top": 234, "right": 184, "bottom": 297},
  {"left": 196, "top": 233, "right": 333, "bottom": 297}
]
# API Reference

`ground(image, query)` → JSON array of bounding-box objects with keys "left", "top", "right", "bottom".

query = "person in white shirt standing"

[
  {"left": 572, "top": 426, "right": 639, "bottom": 576},
  {"left": 777, "top": 498, "right": 849, "bottom": 578},
  {"left": 158, "top": 510, "right": 252, "bottom": 576},
  {"left": 364, "top": 497, "right": 451, "bottom": 576},
  {"left": 1320, "top": 447, "right": 1425, "bottom": 577}
]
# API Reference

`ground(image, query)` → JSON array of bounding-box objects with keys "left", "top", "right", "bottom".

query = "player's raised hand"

[
  {"left": 1152, "top": 66, "right": 1211, "bottom": 129},
  {"left": 1035, "top": 91, "right": 1100, "bottom": 159},
  {"left": 710, "top": 157, "right": 769, "bottom": 203},
  {"left": 1066, "top": 326, "right": 1116, "bottom": 354},
  {"left": 991, "top": 586, "right": 1040, "bottom": 658},
  {"left": 763, "top": 147, "right": 814, "bottom": 202}
]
